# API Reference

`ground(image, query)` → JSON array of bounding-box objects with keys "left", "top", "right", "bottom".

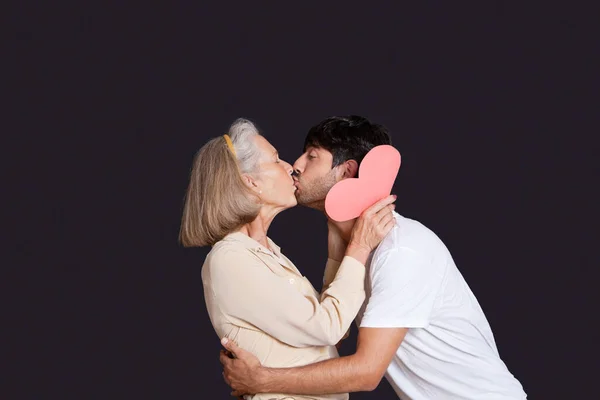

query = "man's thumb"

[{"left": 221, "top": 337, "right": 237, "bottom": 352}]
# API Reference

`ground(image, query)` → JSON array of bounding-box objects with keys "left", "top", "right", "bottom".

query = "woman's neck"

[{"left": 239, "top": 207, "right": 278, "bottom": 249}]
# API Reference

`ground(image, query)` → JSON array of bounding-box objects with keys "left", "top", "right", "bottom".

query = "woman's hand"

[{"left": 346, "top": 195, "right": 396, "bottom": 264}]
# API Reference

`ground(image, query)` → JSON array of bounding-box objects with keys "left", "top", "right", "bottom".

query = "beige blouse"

[{"left": 202, "top": 231, "right": 366, "bottom": 400}]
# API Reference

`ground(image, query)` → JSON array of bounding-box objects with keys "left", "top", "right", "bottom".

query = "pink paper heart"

[{"left": 325, "top": 145, "right": 401, "bottom": 222}]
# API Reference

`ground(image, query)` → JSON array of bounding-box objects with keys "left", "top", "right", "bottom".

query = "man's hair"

[{"left": 303, "top": 115, "right": 392, "bottom": 168}]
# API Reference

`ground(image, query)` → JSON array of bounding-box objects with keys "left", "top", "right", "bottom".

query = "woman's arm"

[
  {"left": 208, "top": 195, "right": 396, "bottom": 348},
  {"left": 208, "top": 246, "right": 365, "bottom": 347}
]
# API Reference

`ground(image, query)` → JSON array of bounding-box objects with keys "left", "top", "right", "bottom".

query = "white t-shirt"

[{"left": 356, "top": 213, "right": 527, "bottom": 399}]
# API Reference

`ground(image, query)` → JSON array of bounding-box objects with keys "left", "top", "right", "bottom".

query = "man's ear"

[{"left": 342, "top": 159, "right": 359, "bottom": 179}]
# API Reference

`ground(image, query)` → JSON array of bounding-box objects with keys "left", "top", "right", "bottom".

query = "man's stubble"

[{"left": 294, "top": 170, "right": 338, "bottom": 212}]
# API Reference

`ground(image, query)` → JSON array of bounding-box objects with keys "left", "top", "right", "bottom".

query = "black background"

[{"left": 6, "top": 2, "right": 598, "bottom": 399}]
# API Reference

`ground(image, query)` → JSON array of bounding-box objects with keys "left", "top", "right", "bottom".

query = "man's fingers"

[
  {"left": 220, "top": 350, "right": 234, "bottom": 366},
  {"left": 222, "top": 371, "right": 231, "bottom": 386},
  {"left": 221, "top": 337, "right": 235, "bottom": 351},
  {"left": 220, "top": 349, "right": 232, "bottom": 357},
  {"left": 222, "top": 337, "right": 253, "bottom": 361},
  {"left": 221, "top": 337, "right": 240, "bottom": 354}
]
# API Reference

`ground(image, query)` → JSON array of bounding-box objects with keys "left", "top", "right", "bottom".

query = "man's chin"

[{"left": 295, "top": 198, "right": 326, "bottom": 212}]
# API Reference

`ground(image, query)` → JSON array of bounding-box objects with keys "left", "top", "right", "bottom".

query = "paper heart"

[{"left": 325, "top": 145, "right": 401, "bottom": 222}]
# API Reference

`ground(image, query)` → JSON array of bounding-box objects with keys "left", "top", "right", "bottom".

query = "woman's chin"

[{"left": 286, "top": 197, "right": 298, "bottom": 209}]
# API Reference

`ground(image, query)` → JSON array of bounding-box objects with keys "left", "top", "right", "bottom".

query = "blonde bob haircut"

[{"left": 179, "top": 118, "right": 262, "bottom": 247}]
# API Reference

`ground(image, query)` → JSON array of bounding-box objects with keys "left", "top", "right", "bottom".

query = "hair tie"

[{"left": 223, "top": 134, "right": 236, "bottom": 157}]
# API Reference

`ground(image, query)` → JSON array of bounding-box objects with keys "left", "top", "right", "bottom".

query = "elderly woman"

[{"left": 179, "top": 118, "right": 395, "bottom": 400}]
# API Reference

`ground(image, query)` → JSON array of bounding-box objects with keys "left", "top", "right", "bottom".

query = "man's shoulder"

[
  {"left": 370, "top": 213, "right": 448, "bottom": 270},
  {"left": 379, "top": 213, "right": 442, "bottom": 252}
]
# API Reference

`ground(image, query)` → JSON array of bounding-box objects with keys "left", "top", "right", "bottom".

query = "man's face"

[{"left": 292, "top": 146, "right": 339, "bottom": 211}]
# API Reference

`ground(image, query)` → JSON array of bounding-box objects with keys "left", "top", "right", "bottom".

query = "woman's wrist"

[{"left": 345, "top": 242, "right": 371, "bottom": 265}]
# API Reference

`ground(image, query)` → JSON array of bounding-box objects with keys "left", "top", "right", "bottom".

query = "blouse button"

[{"left": 289, "top": 278, "right": 295, "bottom": 284}]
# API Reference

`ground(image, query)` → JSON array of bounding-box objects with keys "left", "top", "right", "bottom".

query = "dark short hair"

[{"left": 303, "top": 115, "right": 392, "bottom": 167}]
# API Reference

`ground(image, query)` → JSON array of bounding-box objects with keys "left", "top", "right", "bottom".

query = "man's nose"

[{"left": 292, "top": 158, "right": 304, "bottom": 175}]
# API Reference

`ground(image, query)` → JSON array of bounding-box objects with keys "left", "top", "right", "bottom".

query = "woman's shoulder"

[
  {"left": 202, "top": 241, "right": 241, "bottom": 284},
  {"left": 206, "top": 239, "right": 253, "bottom": 264},
  {"left": 202, "top": 238, "right": 261, "bottom": 279}
]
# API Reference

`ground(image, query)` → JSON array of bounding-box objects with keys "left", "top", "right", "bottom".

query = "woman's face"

[{"left": 250, "top": 136, "right": 297, "bottom": 210}]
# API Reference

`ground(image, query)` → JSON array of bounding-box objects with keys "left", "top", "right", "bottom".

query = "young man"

[{"left": 220, "top": 116, "right": 527, "bottom": 399}]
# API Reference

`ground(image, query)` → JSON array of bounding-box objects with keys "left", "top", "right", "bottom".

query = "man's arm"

[
  {"left": 221, "top": 327, "right": 407, "bottom": 396},
  {"left": 222, "top": 246, "right": 439, "bottom": 396}
]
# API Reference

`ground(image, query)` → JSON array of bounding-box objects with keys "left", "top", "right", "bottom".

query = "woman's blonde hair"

[{"left": 179, "top": 119, "right": 262, "bottom": 247}]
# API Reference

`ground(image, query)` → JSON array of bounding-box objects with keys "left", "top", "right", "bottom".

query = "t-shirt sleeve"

[{"left": 359, "top": 248, "right": 444, "bottom": 329}]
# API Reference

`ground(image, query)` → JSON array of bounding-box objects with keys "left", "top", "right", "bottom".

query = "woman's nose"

[{"left": 282, "top": 160, "right": 294, "bottom": 175}]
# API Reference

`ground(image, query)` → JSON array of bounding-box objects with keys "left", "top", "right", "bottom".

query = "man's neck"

[{"left": 329, "top": 219, "right": 357, "bottom": 243}]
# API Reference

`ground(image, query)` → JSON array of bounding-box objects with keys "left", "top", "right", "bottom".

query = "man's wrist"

[
  {"left": 255, "top": 366, "right": 275, "bottom": 393},
  {"left": 254, "top": 366, "right": 269, "bottom": 393}
]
